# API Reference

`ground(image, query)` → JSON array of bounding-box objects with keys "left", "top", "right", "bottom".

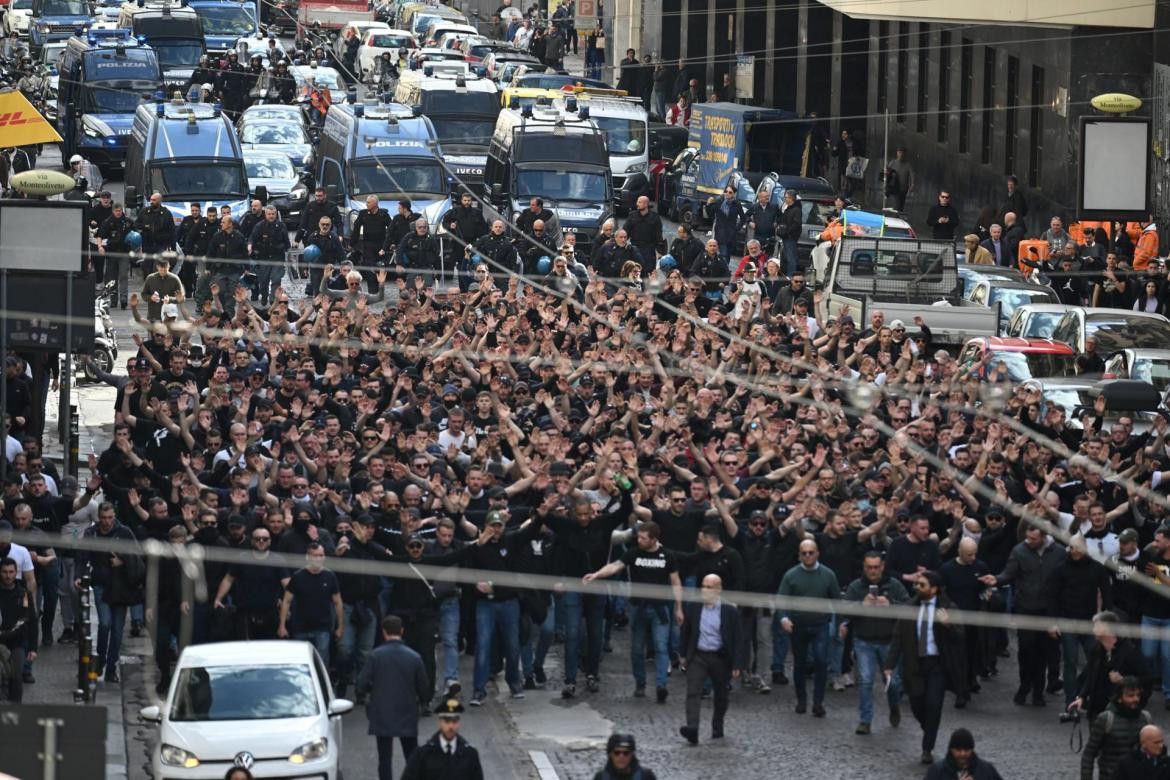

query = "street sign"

[
  {"left": 735, "top": 56, "right": 754, "bottom": 99},
  {"left": 0, "top": 703, "right": 107, "bottom": 780},
  {"left": 0, "top": 271, "right": 96, "bottom": 352}
]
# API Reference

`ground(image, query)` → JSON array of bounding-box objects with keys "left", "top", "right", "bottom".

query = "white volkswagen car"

[{"left": 140, "top": 641, "right": 351, "bottom": 779}]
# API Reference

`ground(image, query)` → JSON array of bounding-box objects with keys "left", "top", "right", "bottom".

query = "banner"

[{"left": 0, "top": 88, "right": 63, "bottom": 146}]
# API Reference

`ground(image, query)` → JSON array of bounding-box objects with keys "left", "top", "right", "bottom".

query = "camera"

[{"left": 1059, "top": 709, "right": 1080, "bottom": 724}]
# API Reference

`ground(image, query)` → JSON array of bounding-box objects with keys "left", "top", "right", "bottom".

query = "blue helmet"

[
  {"left": 124, "top": 230, "right": 143, "bottom": 249},
  {"left": 303, "top": 244, "right": 322, "bottom": 262},
  {"left": 658, "top": 253, "right": 677, "bottom": 271},
  {"left": 537, "top": 255, "right": 551, "bottom": 274}
]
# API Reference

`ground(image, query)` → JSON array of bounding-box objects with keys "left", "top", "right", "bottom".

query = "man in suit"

[
  {"left": 884, "top": 571, "right": 966, "bottom": 766},
  {"left": 401, "top": 698, "right": 485, "bottom": 780},
  {"left": 679, "top": 573, "right": 742, "bottom": 745},
  {"left": 981, "top": 224, "right": 1008, "bottom": 267},
  {"left": 358, "top": 615, "right": 432, "bottom": 780}
]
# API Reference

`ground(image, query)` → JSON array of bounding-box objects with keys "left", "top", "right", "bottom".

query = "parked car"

[
  {"left": 956, "top": 263, "right": 1028, "bottom": 297},
  {"left": 965, "top": 279, "right": 1058, "bottom": 332},
  {"left": 139, "top": 640, "right": 352, "bottom": 779},
  {"left": 1037, "top": 376, "right": 1160, "bottom": 436},
  {"left": 1103, "top": 348, "right": 1170, "bottom": 391},
  {"left": 956, "top": 337, "right": 1078, "bottom": 382},
  {"left": 448, "top": 35, "right": 512, "bottom": 64},
  {"left": 239, "top": 118, "right": 313, "bottom": 171},
  {"left": 333, "top": 20, "right": 391, "bottom": 64},
  {"left": 648, "top": 122, "right": 689, "bottom": 202},
  {"left": 1050, "top": 307, "right": 1170, "bottom": 353},
  {"left": 482, "top": 48, "right": 542, "bottom": 81},
  {"left": 356, "top": 27, "right": 417, "bottom": 79},
  {"left": 244, "top": 149, "right": 303, "bottom": 221},
  {"left": 1003, "top": 303, "right": 1072, "bottom": 339}
]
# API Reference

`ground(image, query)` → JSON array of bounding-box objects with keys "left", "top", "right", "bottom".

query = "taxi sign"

[{"left": 0, "top": 89, "right": 64, "bottom": 146}]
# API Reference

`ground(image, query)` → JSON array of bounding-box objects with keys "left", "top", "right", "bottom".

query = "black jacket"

[
  {"left": 622, "top": 209, "right": 665, "bottom": 268},
  {"left": 385, "top": 211, "right": 422, "bottom": 252},
  {"left": 135, "top": 204, "right": 177, "bottom": 252},
  {"left": 352, "top": 207, "right": 393, "bottom": 255},
  {"left": 1076, "top": 638, "right": 1149, "bottom": 717},
  {"left": 597, "top": 242, "right": 643, "bottom": 280},
  {"left": 516, "top": 207, "right": 554, "bottom": 237},
  {"left": 97, "top": 213, "right": 135, "bottom": 253},
  {"left": 397, "top": 231, "right": 442, "bottom": 270},
  {"left": 541, "top": 491, "right": 633, "bottom": 577},
  {"left": 1115, "top": 746, "right": 1170, "bottom": 780},
  {"left": 885, "top": 593, "right": 967, "bottom": 698},
  {"left": 669, "top": 236, "right": 704, "bottom": 276},
  {"left": 924, "top": 754, "right": 1004, "bottom": 780},
  {"left": 401, "top": 732, "right": 484, "bottom": 780},
  {"left": 680, "top": 600, "right": 742, "bottom": 665},
  {"left": 1082, "top": 702, "right": 1153, "bottom": 780},
  {"left": 926, "top": 202, "right": 960, "bottom": 240},
  {"left": 249, "top": 217, "right": 291, "bottom": 259},
  {"left": 207, "top": 228, "right": 249, "bottom": 271},
  {"left": 297, "top": 198, "right": 343, "bottom": 243},
  {"left": 444, "top": 204, "right": 488, "bottom": 248},
  {"left": 1047, "top": 554, "right": 1112, "bottom": 620},
  {"left": 746, "top": 200, "right": 780, "bottom": 240},
  {"left": 304, "top": 230, "right": 346, "bottom": 265},
  {"left": 779, "top": 200, "right": 803, "bottom": 241}
]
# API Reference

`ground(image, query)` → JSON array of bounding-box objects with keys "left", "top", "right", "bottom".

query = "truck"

[
  {"left": 297, "top": 0, "right": 373, "bottom": 34},
  {"left": 57, "top": 28, "right": 163, "bottom": 172},
  {"left": 394, "top": 61, "right": 499, "bottom": 197},
  {"left": 124, "top": 99, "right": 250, "bottom": 223},
  {"left": 672, "top": 102, "right": 809, "bottom": 227},
  {"left": 28, "top": 0, "right": 93, "bottom": 52},
  {"left": 187, "top": 0, "right": 257, "bottom": 55},
  {"left": 484, "top": 100, "right": 614, "bottom": 254},
  {"left": 556, "top": 92, "right": 649, "bottom": 212},
  {"left": 117, "top": 0, "right": 206, "bottom": 87},
  {"left": 822, "top": 236, "right": 1001, "bottom": 346}
]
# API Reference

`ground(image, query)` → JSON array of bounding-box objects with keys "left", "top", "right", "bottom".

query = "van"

[{"left": 117, "top": 0, "right": 205, "bottom": 86}]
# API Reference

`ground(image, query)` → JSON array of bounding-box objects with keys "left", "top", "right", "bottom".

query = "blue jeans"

[
  {"left": 1061, "top": 632, "right": 1096, "bottom": 707},
  {"left": 717, "top": 243, "right": 733, "bottom": 264},
  {"left": 521, "top": 602, "right": 554, "bottom": 678},
  {"left": 828, "top": 613, "right": 847, "bottom": 678},
  {"left": 1143, "top": 615, "right": 1170, "bottom": 697},
  {"left": 854, "top": 638, "right": 902, "bottom": 724},
  {"left": 438, "top": 597, "right": 461, "bottom": 685},
  {"left": 473, "top": 599, "right": 521, "bottom": 694},
  {"left": 92, "top": 584, "right": 127, "bottom": 672},
  {"left": 790, "top": 622, "right": 830, "bottom": 705},
  {"left": 255, "top": 258, "right": 283, "bottom": 304},
  {"left": 296, "top": 630, "right": 332, "bottom": 667},
  {"left": 630, "top": 602, "right": 671, "bottom": 689},
  {"left": 771, "top": 612, "right": 790, "bottom": 672},
  {"left": 336, "top": 603, "right": 377, "bottom": 685},
  {"left": 782, "top": 237, "right": 799, "bottom": 277},
  {"left": 562, "top": 591, "right": 606, "bottom": 684}
]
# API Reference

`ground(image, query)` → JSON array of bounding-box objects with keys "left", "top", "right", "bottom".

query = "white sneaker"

[
  {"left": 831, "top": 676, "right": 847, "bottom": 692},
  {"left": 842, "top": 672, "right": 855, "bottom": 688}
]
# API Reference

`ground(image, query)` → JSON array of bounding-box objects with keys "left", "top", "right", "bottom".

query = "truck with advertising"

[
  {"left": 124, "top": 99, "right": 250, "bottom": 223},
  {"left": 672, "top": 102, "right": 808, "bottom": 228},
  {"left": 57, "top": 28, "right": 163, "bottom": 171},
  {"left": 394, "top": 61, "right": 499, "bottom": 197},
  {"left": 187, "top": 0, "right": 257, "bottom": 55},
  {"left": 29, "top": 0, "right": 93, "bottom": 53},
  {"left": 297, "top": 0, "right": 373, "bottom": 34},
  {"left": 117, "top": 0, "right": 206, "bottom": 87},
  {"left": 484, "top": 99, "right": 613, "bottom": 254}
]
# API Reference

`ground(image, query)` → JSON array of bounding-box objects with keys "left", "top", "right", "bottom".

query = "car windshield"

[
  {"left": 40, "top": 0, "right": 86, "bottom": 13},
  {"left": 169, "top": 664, "right": 319, "bottom": 721},
  {"left": 429, "top": 117, "right": 492, "bottom": 146},
  {"left": 801, "top": 200, "right": 836, "bottom": 227},
  {"left": 594, "top": 116, "right": 645, "bottom": 156},
  {"left": 192, "top": 5, "right": 255, "bottom": 35},
  {"left": 989, "top": 350, "right": 1076, "bottom": 381},
  {"left": 1086, "top": 316, "right": 1170, "bottom": 351},
  {"left": 295, "top": 70, "right": 343, "bottom": 91},
  {"left": 40, "top": 44, "right": 66, "bottom": 65},
  {"left": 1043, "top": 387, "right": 1093, "bottom": 418},
  {"left": 153, "top": 42, "right": 203, "bottom": 68},
  {"left": 350, "top": 161, "right": 445, "bottom": 198},
  {"left": 242, "top": 123, "right": 307, "bottom": 145},
  {"left": 991, "top": 289, "right": 1054, "bottom": 322},
  {"left": 86, "top": 80, "right": 159, "bottom": 113},
  {"left": 1131, "top": 358, "right": 1170, "bottom": 390},
  {"left": 246, "top": 155, "right": 295, "bottom": 180},
  {"left": 1023, "top": 311, "right": 1063, "bottom": 338},
  {"left": 370, "top": 34, "right": 413, "bottom": 48},
  {"left": 150, "top": 163, "right": 245, "bottom": 198},
  {"left": 10, "top": 0, "right": 31, "bottom": 8},
  {"left": 243, "top": 107, "right": 300, "bottom": 123},
  {"left": 412, "top": 14, "right": 439, "bottom": 34},
  {"left": 516, "top": 169, "right": 607, "bottom": 203}
]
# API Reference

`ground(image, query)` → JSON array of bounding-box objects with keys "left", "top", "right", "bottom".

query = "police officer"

[
  {"left": 597, "top": 229, "right": 643, "bottom": 282},
  {"left": 400, "top": 698, "right": 485, "bottom": 780},
  {"left": 248, "top": 206, "right": 290, "bottom": 306},
  {"left": 181, "top": 206, "right": 219, "bottom": 292},
  {"left": 444, "top": 192, "right": 487, "bottom": 272},
  {"left": 201, "top": 216, "right": 248, "bottom": 317},
  {"left": 396, "top": 218, "right": 442, "bottom": 289},
  {"left": 384, "top": 198, "right": 421, "bottom": 253},
  {"left": 304, "top": 215, "right": 346, "bottom": 294},
  {"left": 471, "top": 219, "right": 519, "bottom": 290},
  {"left": 216, "top": 51, "right": 248, "bottom": 118},
  {"left": 621, "top": 195, "right": 664, "bottom": 272},
  {"left": 245, "top": 54, "right": 265, "bottom": 105},
  {"left": 135, "top": 191, "right": 177, "bottom": 265},
  {"left": 188, "top": 54, "right": 216, "bottom": 97},
  {"left": 352, "top": 194, "right": 392, "bottom": 291},
  {"left": 88, "top": 190, "right": 114, "bottom": 279},
  {"left": 518, "top": 219, "right": 557, "bottom": 277},
  {"left": 272, "top": 60, "right": 296, "bottom": 104},
  {"left": 296, "top": 187, "right": 342, "bottom": 246},
  {"left": 238, "top": 199, "right": 266, "bottom": 295},
  {"left": 96, "top": 202, "right": 134, "bottom": 308}
]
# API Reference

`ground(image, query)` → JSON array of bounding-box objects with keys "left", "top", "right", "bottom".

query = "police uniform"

[
  {"left": 249, "top": 217, "right": 291, "bottom": 305},
  {"left": 400, "top": 699, "right": 484, "bottom": 780}
]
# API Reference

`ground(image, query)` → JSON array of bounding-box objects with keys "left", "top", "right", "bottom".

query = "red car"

[{"left": 957, "top": 337, "right": 1078, "bottom": 382}]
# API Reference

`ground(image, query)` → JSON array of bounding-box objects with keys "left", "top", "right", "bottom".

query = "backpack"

[{"left": 1102, "top": 707, "right": 1152, "bottom": 735}]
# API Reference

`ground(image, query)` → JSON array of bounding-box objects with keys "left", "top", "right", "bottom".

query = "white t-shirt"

[{"left": 4, "top": 541, "right": 34, "bottom": 575}]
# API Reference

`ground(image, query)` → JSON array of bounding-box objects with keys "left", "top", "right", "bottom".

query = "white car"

[
  {"left": 356, "top": 27, "right": 416, "bottom": 79},
  {"left": 5, "top": 0, "right": 34, "bottom": 36},
  {"left": 140, "top": 640, "right": 351, "bottom": 779},
  {"left": 332, "top": 19, "right": 390, "bottom": 63}
]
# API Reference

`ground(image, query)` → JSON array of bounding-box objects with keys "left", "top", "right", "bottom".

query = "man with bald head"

[
  {"left": 1116, "top": 724, "right": 1170, "bottom": 778},
  {"left": 940, "top": 535, "right": 991, "bottom": 705},
  {"left": 779, "top": 539, "right": 842, "bottom": 717},
  {"left": 679, "top": 573, "right": 741, "bottom": 745}
]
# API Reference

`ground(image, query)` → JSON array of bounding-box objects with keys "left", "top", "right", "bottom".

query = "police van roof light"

[
  {"left": 137, "top": 35, "right": 147, "bottom": 44},
  {"left": 565, "top": 96, "right": 577, "bottom": 112},
  {"left": 212, "top": 102, "right": 221, "bottom": 116},
  {"left": 156, "top": 102, "right": 165, "bottom": 116},
  {"left": 424, "top": 66, "right": 433, "bottom": 76},
  {"left": 508, "top": 97, "right": 519, "bottom": 110},
  {"left": 521, "top": 103, "right": 532, "bottom": 118},
  {"left": 579, "top": 106, "right": 589, "bottom": 119},
  {"left": 381, "top": 90, "right": 392, "bottom": 104},
  {"left": 353, "top": 103, "right": 364, "bottom": 117}
]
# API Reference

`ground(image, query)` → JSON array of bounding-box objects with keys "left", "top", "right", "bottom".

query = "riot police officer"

[{"left": 249, "top": 206, "right": 290, "bottom": 306}]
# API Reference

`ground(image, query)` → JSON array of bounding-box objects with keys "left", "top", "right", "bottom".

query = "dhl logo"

[{"left": 0, "top": 112, "right": 44, "bottom": 127}]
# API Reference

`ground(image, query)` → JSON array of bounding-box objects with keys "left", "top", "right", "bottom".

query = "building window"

[
  {"left": 937, "top": 30, "right": 951, "bottom": 142},
  {"left": 981, "top": 46, "right": 995, "bottom": 164},
  {"left": 916, "top": 26, "right": 929, "bottom": 133},
  {"left": 1005, "top": 55, "right": 1019, "bottom": 176},
  {"left": 896, "top": 24, "right": 908, "bottom": 123},
  {"left": 1029, "top": 65, "right": 1044, "bottom": 188},
  {"left": 959, "top": 39, "right": 973, "bottom": 154},
  {"left": 877, "top": 21, "right": 889, "bottom": 113}
]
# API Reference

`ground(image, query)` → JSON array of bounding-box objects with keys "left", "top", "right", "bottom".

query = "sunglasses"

[
  {"left": 610, "top": 749, "right": 632, "bottom": 756},
  {"left": 252, "top": 535, "right": 270, "bottom": 542}
]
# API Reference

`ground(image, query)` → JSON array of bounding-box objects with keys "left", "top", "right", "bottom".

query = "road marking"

[{"left": 529, "top": 750, "right": 560, "bottom": 780}]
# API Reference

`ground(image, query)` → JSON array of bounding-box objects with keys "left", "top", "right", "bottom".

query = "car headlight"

[
  {"left": 159, "top": 744, "right": 200, "bottom": 768},
  {"left": 289, "top": 737, "right": 328, "bottom": 764},
  {"left": 83, "top": 125, "right": 101, "bottom": 138},
  {"left": 627, "top": 162, "right": 647, "bottom": 174},
  {"left": 36, "top": 23, "right": 50, "bottom": 33},
  {"left": 290, "top": 187, "right": 307, "bottom": 201}
]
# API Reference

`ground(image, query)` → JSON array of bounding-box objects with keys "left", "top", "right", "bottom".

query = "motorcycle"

[{"left": 81, "top": 281, "right": 118, "bottom": 383}]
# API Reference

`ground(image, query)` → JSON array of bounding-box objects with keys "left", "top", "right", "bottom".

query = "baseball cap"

[
  {"left": 134, "top": 356, "right": 150, "bottom": 371},
  {"left": 487, "top": 485, "right": 507, "bottom": 499},
  {"left": 889, "top": 319, "right": 905, "bottom": 330},
  {"left": 485, "top": 510, "right": 506, "bottom": 526},
  {"left": 549, "top": 461, "right": 573, "bottom": 476},
  {"left": 1119, "top": 528, "right": 1139, "bottom": 544},
  {"left": 862, "top": 468, "right": 885, "bottom": 481},
  {"left": 442, "top": 383, "right": 458, "bottom": 396}
]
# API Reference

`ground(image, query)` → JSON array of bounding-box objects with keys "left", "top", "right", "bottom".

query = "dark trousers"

[
  {"left": 962, "top": 620, "right": 983, "bottom": 688},
  {"left": 909, "top": 655, "right": 946, "bottom": 754},
  {"left": 5, "top": 646, "right": 26, "bottom": 702},
  {"left": 153, "top": 604, "right": 181, "bottom": 685},
  {"left": 236, "top": 608, "right": 278, "bottom": 640},
  {"left": 1017, "top": 611, "right": 1052, "bottom": 697},
  {"left": 790, "top": 622, "right": 830, "bottom": 705},
  {"left": 685, "top": 649, "right": 731, "bottom": 732},
  {"left": 400, "top": 612, "right": 438, "bottom": 699},
  {"left": 375, "top": 735, "right": 417, "bottom": 780}
]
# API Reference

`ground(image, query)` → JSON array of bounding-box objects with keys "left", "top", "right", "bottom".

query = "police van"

[
  {"left": 555, "top": 93, "right": 649, "bottom": 211},
  {"left": 29, "top": 0, "right": 93, "bottom": 52},
  {"left": 314, "top": 98, "right": 451, "bottom": 238},
  {"left": 117, "top": 0, "right": 206, "bottom": 86},
  {"left": 187, "top": 0, "right": 258, "bottom": 56},
  {"left": 393, "top": 61, "right": 499, "bottom": 197},
  {"left": 57, "top": 28, "right": 162, "bottom": 170},
  {"left": 484, "top": 98, "right": 613, "bottom": 253},
  {"left": 124, "top": 99, "right": 249, "bottom": 223}
]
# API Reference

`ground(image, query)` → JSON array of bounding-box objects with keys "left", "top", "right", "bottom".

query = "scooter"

[{"left": 81, "top": 281, "right": 118, "bottom": 383}]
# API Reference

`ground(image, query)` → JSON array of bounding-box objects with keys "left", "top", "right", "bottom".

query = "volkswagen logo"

[{"left": 233, "top": 752, "right": 255, "bottom": 769}]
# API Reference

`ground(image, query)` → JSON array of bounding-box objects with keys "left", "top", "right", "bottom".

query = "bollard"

[
  {"left": 77, "top": 575, "right": 97, "bottom": 704},
  {"left": 68, "top": 404, "right": 79, "bottom": 479}
]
